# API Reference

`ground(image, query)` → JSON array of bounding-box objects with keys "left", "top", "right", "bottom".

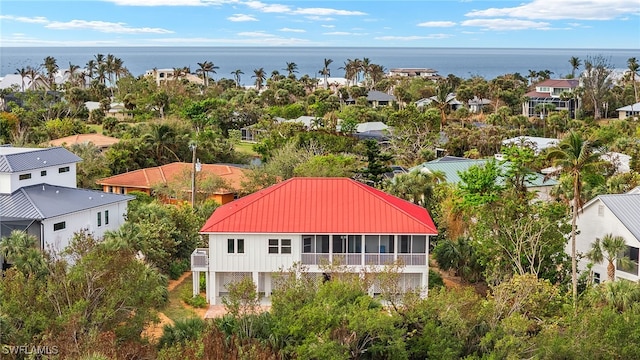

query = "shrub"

[
  {"left": 429, "top": 269, "right": 444, "bottom": 289},
  {"left": 168, "top": 259, "right": 189, "bottom": 280},
  {"left": 185, "top": 294, "right": 208, "bottom": 309},
  {"left": 158, "top": 317, "right": 206, "bottom": 349}
]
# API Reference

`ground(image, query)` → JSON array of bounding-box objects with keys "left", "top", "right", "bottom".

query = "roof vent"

[
  {"left": 42, "top": 185, "right": 45, "bottom": 191},
  {"left": 43, "top": 161, "right": 47, "bottom": 164},
  {"left": 89, "top": 196, "right": 92, "bottom": 200},
  {"left": 56, "top": 190, "right": 59, "bottom": 194}
]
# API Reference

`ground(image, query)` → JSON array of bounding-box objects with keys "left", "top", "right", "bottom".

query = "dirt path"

[{"left": 143, "top": 272, "right": 204, "bottom": 343}]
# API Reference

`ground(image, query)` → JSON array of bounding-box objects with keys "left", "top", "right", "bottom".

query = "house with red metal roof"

[
  {"left": 191, "top": 177, "right": 438, "bottom": 305},
  {"left": 522, "top": 79, "right": 580, "bottom": 119}
]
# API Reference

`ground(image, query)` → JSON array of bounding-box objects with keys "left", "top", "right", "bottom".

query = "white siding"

[
  {"left": 575, "top": 199, "right": 640, "bottom": 282},
  {"left": 42, "top": 201, "right": 129, "bottom": 254},
  {"left": 2, "top": 163, "right": 78, "bottom": 194},
  {"left": 209, "top": 233, "right": 301, "bottom": 273}
]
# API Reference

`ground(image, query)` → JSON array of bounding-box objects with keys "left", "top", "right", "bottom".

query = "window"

[
  {"left": 120, "top": 188, "right": 125, "bottom": 194},
  {"left": 269, "top": 239, "right": 292, "bottom": 254},
  {"left": 97, "top": 212, "right": 102, "bottom": 227},
  {"left": 19, "top": 173, "right": 32, "bottom": 180},
  {"left": 105, "top": 210, "right": 109, "bottom": 225},
  {"left": 619, "top": 246, "right": 639, "bottom": 275},
  {"left": 269, "top": 239, "right": 279, "bottom": 254},
  {"left": 227, "top": 239, "right": 244, "bottom": 254},
  {"left": 598, "top": 205, "right": 605, "bottom": 217},
  {"left": 281, "top": 239, "right": 291, "bottom": 254},
  {"left": 593, "top": 272, "right": 601, "bottom": 284},
  {"left": 58, "top": 166, "right": 70, "bottom": 173},
  {"left": 53, "top": 221, "right": 66, "bottom": 231},
  {"left": 40, "top": 170, "right": 47, "bottom": 176},
  {"left": 400, "top": 235, "right": 426, "bottom": 253},
  {"left": 365, "top": 235, "right": 395, "bottom": 253},
  {"left": 302, "top": 235, "right": 329, "bottom": 253},
  {"left": 109, "top": 186, "right": 114, "bottom": 193}
]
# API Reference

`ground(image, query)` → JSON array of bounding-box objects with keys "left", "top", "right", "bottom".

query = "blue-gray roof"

[
  {"left": 411, "top": 158, "right": 556, "bottom": 187},
  {"left": 599, "top": 194, "right": 640, "bottom": 243},
  {"left": 0, "top": 147, "right": 82, "bottom": 172},
  {"left": 0, "top": 184, "right": 132, "bottom": 220}
]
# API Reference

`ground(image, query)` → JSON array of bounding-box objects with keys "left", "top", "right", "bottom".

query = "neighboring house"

[
  {"left": 616, "top": 102, "right": 640, "bottom": 120},
  {"left": 501, "top": 136, "right": 559, "bottom": 155},
  {"left": 84, "top": 101, "right": 132, "bottom": 120},
  {"left": 97, "top": 162, "right": 248, "bottom": 205},
  {"left": 601, "top": 151, "right": 632, "bottom": 174},
  {"left": 574, "top": 190, "right": 640, "bottom": 282},
  {"left": 145, "top": 68, "right": 204, "bottom": 86},
  {"left": 411, "top": 156, "right": 557, "bottom": 201},
  {"left": 0, "top": 146, "right": 131, "bottom": 266},
  {"left": 47, "top": 133, "right": 120, "bottom": 150},
  {"left": 522, "top": 79, "right": 579, "bottom": 118},
  {"left": 191, "top": 177, "right": 438, "bottom": 305},
  {"left": 345, "top": 90, "right": 396, "bottom": 107},
  {"left": 388, "top": 68, "right": 440, "bottom": 79},
  {"left": 415, "top": 94, "right": 491, "bottom": 113}
]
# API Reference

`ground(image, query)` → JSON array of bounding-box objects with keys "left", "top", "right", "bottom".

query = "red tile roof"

[
  {"left": 48, "top": 134, "right": 120, "bottom": 148},
  {"left": 97, "top": 162, "right": 247, "bottom": 194},
  {"left": 201, "top": 177, "right": 438, "bottom": 234}
]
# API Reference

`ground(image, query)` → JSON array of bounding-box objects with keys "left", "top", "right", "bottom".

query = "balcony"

[
  {"left": 191, "top": 248, "right": 209, "bottom": 271},
  {"left": 301, "top": 253, "right": 426, "bottom": 266}
]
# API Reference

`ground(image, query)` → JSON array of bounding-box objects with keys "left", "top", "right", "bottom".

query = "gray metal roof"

[
  {"left": 599, "top": 194, "right": 640, "bottom": 242},
  {"left": 0, "top": 184, "right": 132, "bottom": 220},
  {"left": 0, "top": 147, "right": 82, "bottom": 172},
  {"left": 410, "top": 158, "right": 557, "bottom": 187}
]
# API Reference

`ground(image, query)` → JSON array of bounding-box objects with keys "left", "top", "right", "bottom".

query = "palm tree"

[
  {"left": 547, "top": 131, "right": 603, "bottom": 305},
  {"left": 252, "top": 67, "right": 266, "bottom": 91},
  {"left": 586, "top": 233, "right": 632, "bottom": 282},
  {"left": 143, "top": 122, "right": 180, "bottom": 163},
  {"left": 627, "top": 57, "right": 639, "bottom": 102},
  {"left": 25, "top": 66, "right": 42, "bottom": 91},
  {"left": 197, "top": 61, "right": 218, "bottom": 87},
  {"left": 0, "top": 230, "right": 46, "bottom": 277},
  {"left": 319, "top": 58, "right": 333, "bottom": 89},
  {"left": 283, "top": 62, "right": 298, "bottom": 79},
  {"left": 569, "top": 56, "right": 582, "bottom": 79},
  {"left": 42, "top": 56, "right": 58, "bottom": 90},
  {"left": 432, "top": 83, "right": 454, "bottom": 130},
  {"left": 384, "top": 170, "right": 445, "bottom": 209},
  {"left": 231, "top": 69, "right": 244, "bottom": 88},
  {"left": 15, "top": 67, "right": 28, "bottom": 91}
]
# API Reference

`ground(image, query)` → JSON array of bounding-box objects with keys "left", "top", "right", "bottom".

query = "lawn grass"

[
  {"left": 235, "top": 141, "right": 259, "bottom": 157},
  {"left": 87, "top": 124, "right": 104, "bottom": 134},
  {"left": 162, "top": 273, "right": 200, "bottom": 323}
]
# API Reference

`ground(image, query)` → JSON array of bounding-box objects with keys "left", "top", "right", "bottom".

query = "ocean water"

[{"left": 1, "top": 47, "right": 637, "bottom": 83}]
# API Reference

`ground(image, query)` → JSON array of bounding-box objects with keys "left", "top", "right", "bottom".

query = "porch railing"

[
  {"left": 191, "top": 248, "right": 209, "bottom": 271},
  {"left": 301, "top": 253, "right": 426, "bottom": 266}
]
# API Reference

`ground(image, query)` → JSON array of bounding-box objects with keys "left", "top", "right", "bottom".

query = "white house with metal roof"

[
  {"left": 0, "top": 146, "right": 131, "bottom": 266},
  {"left": 575, "top": 190, "right": 640, "bottom": 283}
]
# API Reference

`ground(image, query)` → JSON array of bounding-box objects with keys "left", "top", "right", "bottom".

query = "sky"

[{"left": 1, "top": 0, "right": 639, "bottom": 48}]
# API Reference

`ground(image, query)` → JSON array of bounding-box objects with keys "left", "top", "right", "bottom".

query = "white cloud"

[
  {"left": 462, "top": 18, "right": 552, "bottom": 30},
  {"left": 149, "top": 35, "right": 313, "bottom": 46},
  {"left": 321, "top": 24, "right": 335, "bottom": 28},
  {"left": 279, "top": 27, "right": 306, "bottom": 33},
  {"left": 466, "top": 0, "right": 640, "bottom": 20},
  {"left": 227, "top": 14, "right": 258, "bottom": 21},
  {"left": 323, "top": 31, "right": 367, "bottom": 36},
  {"left": 0, "top": 15, "right": 49, "bottom": 24},
  {"left": 237, "top": 31, "right": 272, "bottom": 37},
  {"left": 375, "top": 34, "right": 452, "bottom": 41},
  {"left": 417, "top": 21, "right": 457, "bottom": 27},
  {"left": 305, "top": 16, "right": 336, "bottom": 21},
  {"left": 243, "top": 1, "right": 291, "bottom": 13},
  {"left": 46, "top": 20, "right": 174, "bottom": 34},
  {"left": 291, "top": 7, "right": 366, "bottom": 16}
]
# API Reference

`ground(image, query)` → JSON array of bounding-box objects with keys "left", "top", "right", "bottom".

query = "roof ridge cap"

[
  {"left": 202, "top": 179, "right": 292, "bottom": 230},
  {"left": 19, "top": 186, "right": 46, "bottom": 219},
  {"left": 349, "top": 179, "right": 436, "bottom": 232}
]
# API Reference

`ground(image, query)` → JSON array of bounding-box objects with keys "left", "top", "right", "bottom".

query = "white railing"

[
  {"left": 191, "top": 248, "right": 209, "bottom": 271},
  {"left": 301, "top": 253, "right": 424, "bottom": 266}
]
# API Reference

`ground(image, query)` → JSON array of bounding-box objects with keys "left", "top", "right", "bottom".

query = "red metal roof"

[{"left": 201, "top": 177, "right": 437, "bottom": 234}]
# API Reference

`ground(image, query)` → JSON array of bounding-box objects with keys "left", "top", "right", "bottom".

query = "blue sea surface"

[{"left": 1, "top": 47, "right": 637, "bottom": 83}]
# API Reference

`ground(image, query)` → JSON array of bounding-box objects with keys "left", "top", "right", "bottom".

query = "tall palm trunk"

[{"left": 571, "top": 194, "right": 578, "bottom": 305}]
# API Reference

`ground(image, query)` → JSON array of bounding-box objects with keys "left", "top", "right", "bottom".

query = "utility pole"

[{"left": 190, "top": 143, "right": 197, "bottom": 207}]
